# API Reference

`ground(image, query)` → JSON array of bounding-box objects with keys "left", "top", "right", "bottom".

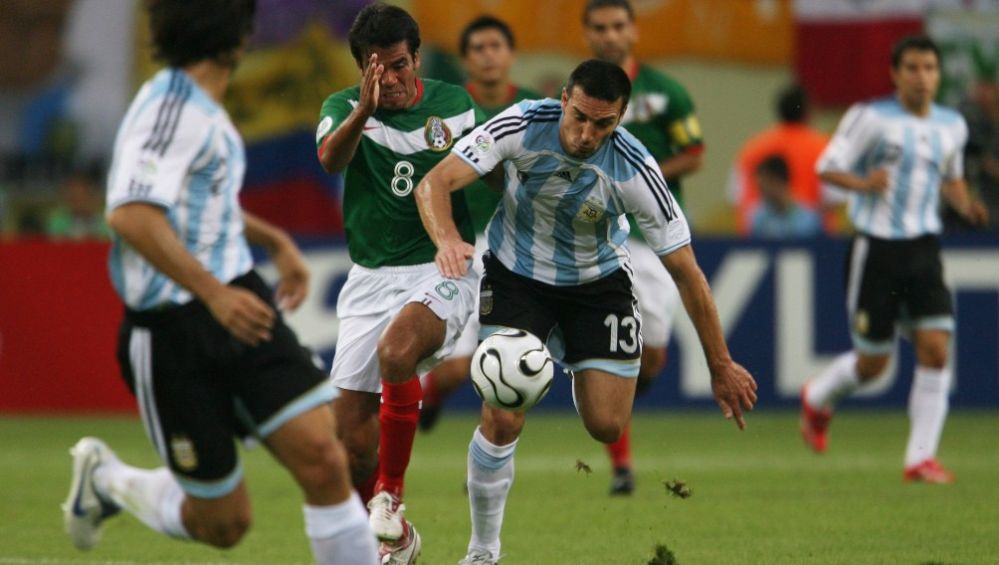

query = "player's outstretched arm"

[
  {"left": 108, "top": 203, "right": 275, "bottom": 345},
  {"left": 415, "top": 153, "right": 481, "bottom": 278},
  {"left": 243, "top": 211, "right": 310, "bottom": 312},
  {"left": 318, "top": 54, "right": 384, "bottom": 174},
  {"left": 661, "top": 245, "right": 758, "bottom": 429}
]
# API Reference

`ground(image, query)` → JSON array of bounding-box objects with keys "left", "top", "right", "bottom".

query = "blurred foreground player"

[
  {"left": 802, "top": 36, "right": 988, "bottom": 483},
  {"left": 62, "top": 2, "right": 377, "bottom": 563}
]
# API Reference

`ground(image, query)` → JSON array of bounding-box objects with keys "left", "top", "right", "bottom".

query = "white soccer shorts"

[{"left": 330, "top": 261, "right": 479, "bottom": 393}]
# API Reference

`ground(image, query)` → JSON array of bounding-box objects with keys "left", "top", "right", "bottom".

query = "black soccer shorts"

[
  {"left": 845, "top": 234, "right": 954, "bottom": 354},
  {"left": 116, "top": 271, "right": 334, "bottom": 498},
  {"left": 478, "top": 252, "right": 642, "bottom": 377}
]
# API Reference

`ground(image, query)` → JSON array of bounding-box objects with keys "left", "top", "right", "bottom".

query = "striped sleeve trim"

[
  {"left": 611, "top": 133, "right": 678, "bottom": 221},
  {"left": 486, "top": 106, "right": 561, "bottom": 138},
  {"left": 492, "top": 117, "right": 559, "bottom": 143},
  {"left": 142, "top": 70, "right": 193, "bottom": 157},
  {"left": 455, "top": 146, "right": 487, "bottom": 176},
  {"left": 653, "top": 239, "right": 691, "bottom": 257}
]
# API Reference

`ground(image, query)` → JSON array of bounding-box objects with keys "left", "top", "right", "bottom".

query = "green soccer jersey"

[
  {"left": 621, "top": 63, "right": 703, "bottom": 237},
  {"left": 464, "top": 83, "right": 543, "bottom": 232},
  {"left": 317, "top": 79, "right": 481, "bottom": 268}
]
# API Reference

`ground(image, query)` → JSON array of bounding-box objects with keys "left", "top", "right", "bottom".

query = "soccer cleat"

[
  {"left": 62, "top": 437, "right": 121, "bottom": 550},
  {"left": 378, "top": 519, "right": 422, "bottom": 564},
  {"left": 800, "top": 384, "right": 832, "bottom": 453},
  {"left": 904, "top": 459, "right": 955, "bottom": 484},
  {"left": 368, "top": 491, "right": 406, "bottom": 541},
  {"left": 609, "top": 466, "right": 635, "bottom": 496},
  {"left": 458, "top": 548, "right": 499, "bottom": 564}
]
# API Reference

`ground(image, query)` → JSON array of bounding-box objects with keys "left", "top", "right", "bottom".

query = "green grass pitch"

[{"left": 1, "top": 410, "right": 997, "bottom": 564}]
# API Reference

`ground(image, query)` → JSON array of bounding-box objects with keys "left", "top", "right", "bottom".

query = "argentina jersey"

[
  {"left": 817, "top": 97, "right": 968, "bottom": 240},
  {"left": 106, "top": 68, "right": 253, "bottom": 310},
  {"left": 453, "top": 98, "right": 691, "bottom": 286}
]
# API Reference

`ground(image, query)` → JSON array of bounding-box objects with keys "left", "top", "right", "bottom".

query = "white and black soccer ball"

[{"left": 470, "top": 328, "right": 555, "bottom": 412}]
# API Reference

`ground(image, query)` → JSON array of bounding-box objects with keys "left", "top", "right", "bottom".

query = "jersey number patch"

[
  {"left": 392, "top": 160, "right": 415, "bottom": 197},
  {"left": 604, "top": 314, "right": 638, "bottom": 354}
]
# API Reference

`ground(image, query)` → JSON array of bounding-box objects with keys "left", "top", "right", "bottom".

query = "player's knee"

[
  {"left": 198, "top": 509, "right": 252, "bottom": 548},
  {"left": 856, "top": 354, "right": 889, "bottom": 380},
  {"left": 584, "top": 417, "right": 626, "bottom": 444},
  {"left": 377, "top": 338, "right": 419, "bottom": 382},
  {"left": 293, "top": 437, "right": 350, "bottom": 495},
  {"left": 918, "top": 347, "right": 948, "bottom": 369}
]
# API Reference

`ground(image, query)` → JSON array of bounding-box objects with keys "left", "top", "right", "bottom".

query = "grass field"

[{"left": 1, "top": 410, "right": 998, "bottom": 564}]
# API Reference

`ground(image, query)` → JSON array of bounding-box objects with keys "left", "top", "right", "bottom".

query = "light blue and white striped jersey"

[
  {"left": 817, "top": 96, "right": 967, "bottom": 240},
  {"left": 106, "top": 68, "right": 252, "bottom": 310},
  {"left": 452, "top": 98, "right": 691, "bottom": 286}
]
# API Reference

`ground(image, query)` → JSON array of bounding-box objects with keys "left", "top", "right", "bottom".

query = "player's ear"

[
  {"left": 413, "top": 50, "right": 421, "bottom": 71},
  {"left": 561, "top": 87, "right": 569, "bottom": 108}
]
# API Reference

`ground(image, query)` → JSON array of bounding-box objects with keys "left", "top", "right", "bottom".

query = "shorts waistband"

[{"left": 351, "top": 261, "right": 443, "bottom": 275}]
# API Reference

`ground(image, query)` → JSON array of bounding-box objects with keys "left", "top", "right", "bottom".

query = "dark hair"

[
  {"left": 776, "top": 84, "right": 809, "bottom": 123},
  {"left": 147, "top": 0, "right": 256, "bottom": 68},
  {"left": 565, "top": 59, "right": 632, "bottom": 106},
  {"left": 459, "top": 15, "right": 515, "bottom": 56},
  {"left": 348, "top": 3, "right": 421, "bottom": 66},
  {"left": 756, "top": 155, "right": 789, "bottom": 183},
  {"left": 583, "top": 0, "right": 634, "bottom": 25},
  {"left": 891, "top": 35, "right": 941, "bottom": 68}
]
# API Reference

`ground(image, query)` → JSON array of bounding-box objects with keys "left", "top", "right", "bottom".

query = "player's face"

[
  {"left": 584, "top": 7, "right": 636, "bottom": 66},
  {"left": 463, "top": 29, "right": 514, "bottom": 85},
  {"left": 559, "top": 86, "right": 626, "bottom": 158},
  {"left": 363, "top": 41, "right": 421, "bottom": 110},
  {"left": 891, "top": 49, "right": 940, "bottom": 111}
]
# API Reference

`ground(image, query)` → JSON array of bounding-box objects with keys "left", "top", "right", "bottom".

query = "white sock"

[
  {"left": 93, "top": 462, "right": 189, "bottom": 539},
  {"left": 904, "top": 365, "right": 950, "bottom": 468},
  {"left": 304, "top": 493, "right": 378, "bottom": 565},
  {"left": 466, "top": 426, "right": 517, "bottom": 558},
  {"left": 806, "top": 352, "right": 860, "bottom": 410}
]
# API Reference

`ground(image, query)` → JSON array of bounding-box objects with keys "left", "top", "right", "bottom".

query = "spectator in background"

[
  {"left": 729, "top": 84, "right": 839, "bottom": 235},
  {"left": 958, "top": 78, "right": 999, "bottom": 229},
  {"left": 749, "top": 155, "right": 822, "bottom": 239},
  {"left": 46, "top": 166, "right": 109, "bottom": 240}
]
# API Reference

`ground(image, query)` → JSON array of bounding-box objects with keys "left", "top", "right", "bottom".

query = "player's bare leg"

[
  {"left": 572, "top": 369, "right": 637, "bottom": 444},
  {"left": 903, "top": 329, "right": 954, "bottom": 483},
  {"left": 606, "top": 346, "right": 665, "bottom": 494},
  {"left": 368, "top": 302, "right": 444, "bottom": 560},
  {"left": 419, "top": 355, "right": 471, "bottom": 431},
  {"left": 332, "top": 391, "right": 380, "bottom": 500}
]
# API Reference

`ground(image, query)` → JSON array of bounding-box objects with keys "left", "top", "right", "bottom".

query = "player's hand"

[
  {"left": 206, "top": 286, "right": 276, "bottom": 346},
  {"left": 964, "top": 199, "right": 989, "bottom": 226},
  {"left": 710, "top": 361, "right": 758, "bottom": 430},
  {"left": 863, "top": 169, "right": 889, "bottom": 194},
  {"left": 435, "top": 238, "right": 475, "bottom": 279},
  {"left": 271, "top": 239, "right": 310, "bottom": 312},
  {"left": 358, "top": 53, "right": 384, "bottom": 116}
]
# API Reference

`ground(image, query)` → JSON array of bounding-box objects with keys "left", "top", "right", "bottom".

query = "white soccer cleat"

[
  {"left": 62, "top": 437, "right": 121, "bottom": 550},
  {"left": 458, "top": 548, "right": 499, "bottom": 564},
  {"left": 378, "top": 519, "right": 422, "bottom": 564},
  {"left": 368, "top": 491, "right": 406, "bottom": 541}
]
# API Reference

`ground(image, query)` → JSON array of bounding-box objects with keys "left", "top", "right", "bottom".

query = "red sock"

[
  {"left": 357, "top": 461, "right": 379, "bottom": 505},
  {"left": 606, "top": 422, "right": 632, "bottom": 470},
  {"left": 421, "top": 371, "right": 441, "bottom": 408},
  {"left": 376, "top": 377, "right": 422, "bottom": 498}
]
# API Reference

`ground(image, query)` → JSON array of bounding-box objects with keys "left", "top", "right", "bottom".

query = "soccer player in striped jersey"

[
  {"left": 419, "top": 15, "right": 542, "bottom": 431},
  {"left": 584, "top": 0, "right": 706, "bottom": 495},
  {"left": 416, "top": 60, "right": 757, "bottom": 565},
  {"left": 315, "top": 5, "right": 482, "bottom": 562},
  {"left": 802, "top": 36, "right": 988, "bottom": 483},
  {"left": 62, "top": 2, "right": 377, "bottom": 564}
]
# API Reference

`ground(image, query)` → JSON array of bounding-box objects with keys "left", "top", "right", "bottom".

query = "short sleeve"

[
  {"left": 107, "top": 104, "right": 212, "bottom": 211},
  {"left": 817, "top": 103, "right": 879, "bottom": 175},
  {"left": 618, "top": 145, "right": 692, "bottom": 255},
  {"left": 315, "top": 90, "right": 355, "bottom": 148},
  {"left": 451, "top": 104, "right": 526, "bottom": 176}
]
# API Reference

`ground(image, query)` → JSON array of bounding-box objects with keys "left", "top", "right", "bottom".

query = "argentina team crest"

[
  {"left": 424, "top": 116, "right": 454, "bottom": 152},
  {"left": 170, "top": 434, "right": 198, "bottom": 471}
]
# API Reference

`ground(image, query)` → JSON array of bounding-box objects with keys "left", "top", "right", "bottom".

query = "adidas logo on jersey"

[{"left": 554, "top": 169, "right": 575, "bottom": 182}]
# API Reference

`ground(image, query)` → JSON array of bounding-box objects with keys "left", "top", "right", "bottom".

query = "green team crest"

[{"left": 424, "top": 116, "right": 454, "bottom": 152}]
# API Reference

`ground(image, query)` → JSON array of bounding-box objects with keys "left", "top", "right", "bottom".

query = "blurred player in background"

[
  {"left": 419, "top": 15, "right": 542, "bottom": 431},
  {"left": 315, "top": 4, "right": 482, "bottom": 562},
  {"left": 416, "top": 59, "right": 757, "bottom": 564},
  {"left": 802, "top": 36, "right": 988, "bottom": 483},
  {"left": 62, "top": 2, "right": 377, "bottom": 563},
  {"left": 583, "top": 0, "right": 705, "bottom": 495}
]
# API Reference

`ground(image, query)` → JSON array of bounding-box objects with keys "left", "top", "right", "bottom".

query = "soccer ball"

[{"left": 470, "top": 328, "right": 555, "bottom": 412}]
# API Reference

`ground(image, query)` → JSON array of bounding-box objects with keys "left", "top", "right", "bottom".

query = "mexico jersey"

[
  {"left": 452, "top": 98, "right": 691, "bottom": 286},
  {"left": 316, "top": 79, "right": 480, "bottom": 268},
  {"left": 106, "top": 68, "right": 252, "bottom": 310},
  {"left": 818, "top": 97, "right": 967, "bottom": 240}
]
